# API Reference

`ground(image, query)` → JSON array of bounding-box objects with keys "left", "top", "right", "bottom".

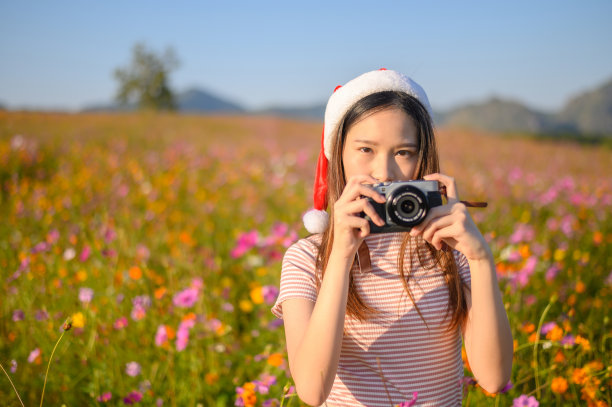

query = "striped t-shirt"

[{"left": 271, "top": 232, "right": 471, "bottom": 406}]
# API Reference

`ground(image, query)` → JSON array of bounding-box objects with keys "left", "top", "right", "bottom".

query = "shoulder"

[{"left": 283, "top": 235, "right": 321, "bottom": 265}]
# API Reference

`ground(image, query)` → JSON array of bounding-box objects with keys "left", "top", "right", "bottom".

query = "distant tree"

[{"left": 114, "top": 43, "right": 179, "bottom": 111}]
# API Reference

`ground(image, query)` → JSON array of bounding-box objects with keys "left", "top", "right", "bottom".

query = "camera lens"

[{"left": 387, "top": 185, "right": 428, "bottom": 227}]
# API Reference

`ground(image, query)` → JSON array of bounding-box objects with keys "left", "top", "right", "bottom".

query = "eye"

[
  {"left": 359, "top": 147, "right": 373, "bottom": 153},
  {"left": 396, "top": 150, "right": 416, "bottom": 157}
]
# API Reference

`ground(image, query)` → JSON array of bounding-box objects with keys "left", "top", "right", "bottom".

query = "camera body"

[{"left": 364, "top": 180, "right": 443, "bottom": 233}]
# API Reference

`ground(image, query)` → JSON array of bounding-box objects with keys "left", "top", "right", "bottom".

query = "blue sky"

[{"left": 1, "top": 1, "right": 611, "bottom": 112}]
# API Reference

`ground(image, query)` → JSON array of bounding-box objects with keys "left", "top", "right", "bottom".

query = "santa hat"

[{"left": 303, "top": 68, "right": 433, "bottom": 234}]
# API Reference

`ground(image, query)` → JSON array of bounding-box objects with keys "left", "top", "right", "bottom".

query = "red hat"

[{"left": 303, "top": 69, "right": 433, "bottom": 234}]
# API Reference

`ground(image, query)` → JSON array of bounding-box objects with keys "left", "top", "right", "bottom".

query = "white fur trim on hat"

[
  {"left": 322, "top": 69, "right": 433, "bottom": 159},
  {"left": 303, "top": 209, "right": 329, "bottom": 234}
]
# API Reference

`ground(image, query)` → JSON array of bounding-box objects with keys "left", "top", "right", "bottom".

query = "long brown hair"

[{"left": 314, "top": 91, "right": 469, "bottom": 332}]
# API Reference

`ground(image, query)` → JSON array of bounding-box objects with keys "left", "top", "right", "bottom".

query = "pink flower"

[
  {"left": 230, "top": 230, "right": 259, "bottom": 258},
  {"left": 114, "top": 317, "right": 128, "bottom": 330},
  {"left": 123, "top": 390, "right": 142, "bottom": 404},
  {"left": 154, "top": 325, "right": 168, "bottom": 347},
  {"left": 396, "top": 392, "right": 418, "bottom": 407},
  {"left": 173, "top": 288, "right": 199, "bottom": 308},
  {"left": 12, "top": 309, "right": 24, "bottom": 322},
  {"left": 27, "top": 348, "right": 41, "bottom": 363},
  {"left": 176, "top": 319, "right": 195, "bottom": 351},
  {"left": 513, "top": 395, "right": 539, "bottom": 407},
  {"left": 97, "top": 392, "right": 112, "bottom": 402},
  {"left": 10, "top": 359, "right": 17, "bottom": 373},
  {"left": 125, "top": 361, "right": 141, "bottom": 377},
  {"left": 79, "top": 287, "right": 94, "bottom": 304},
  {"left": 262, "top": 285, "right": 279, "bottom": 305},
  {"left": 541, "top": 322, "right": 558, "bottom": 335},
  {"left": 79, "top": 245, "right": 91, "bottom": 262}
]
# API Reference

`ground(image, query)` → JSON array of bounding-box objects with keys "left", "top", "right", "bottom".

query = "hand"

[
  {"left": 409, "top": 173, "right": 491, "bottom": 261},
  {"left": 332, "top": 175, "right": 386, "bottom": 258}
]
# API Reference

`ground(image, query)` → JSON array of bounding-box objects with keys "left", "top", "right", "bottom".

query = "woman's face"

[{"left": 342, "top": 107, "right": 419, "bottom": 183}]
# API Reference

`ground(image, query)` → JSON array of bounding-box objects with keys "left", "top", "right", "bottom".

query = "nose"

[{"left": 372, "top": 155, "right": 397, "bottom": 182}]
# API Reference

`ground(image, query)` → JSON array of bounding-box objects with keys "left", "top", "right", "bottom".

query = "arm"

[
  {"left": 282, "top": 175, "right": 385, "bottom": 405},
  {"left": 461, "top": 248, "right": 514, "bottom": 393},
  {"left": 410, "top": 173, "right": 513, "bottom": 393}
]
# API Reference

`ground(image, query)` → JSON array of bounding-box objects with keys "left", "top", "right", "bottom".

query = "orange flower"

[
  {"left": 593, "top": 231, "right": 603, "bottom": 245},
  {"left": 551, "top": 377, "right": 568, "bottom": 394},
  {"left": 575, "top": 335, "right": 591, "bottom": 351},
  {"left": 154, "top": 286, "right": 167, "bottom": 299},
  {"left": 554, "top": 349, "right": 566, "bottom": 363},
  {"left": 129, "top": 266, "right": 142, "bottom": 280},
  {"left": 205, "top": 372, "right": 219, "bottom": 385},
  {"left": 547, "top": 326, "right": 564, "bottom": 342},
  {"left": 572, "top": 368, "right": 588, "bottom": 385},
  {"left": 576, "top": 281, "right": 586, "bottom": 293},
  {"left": 267, "top": 353, "right": 283, "bottom": 367},
  {"left": 522, "top": 322, "right": 536, "bottom": 334}
]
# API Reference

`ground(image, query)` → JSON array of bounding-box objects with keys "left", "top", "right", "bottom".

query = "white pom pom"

[{"left": 303, "top": 209, "right": 329, "bottom": 234}]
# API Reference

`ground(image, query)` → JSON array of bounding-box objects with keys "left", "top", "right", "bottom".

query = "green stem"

[
  {"left": 40, "top": 329, "right": 66, "bottom": 407},
  {"left": 0, "top": 361, "right": 25, "bottom": 407},
  {"left": 533, "top": 298, "right": 554, "bottom": 400}
]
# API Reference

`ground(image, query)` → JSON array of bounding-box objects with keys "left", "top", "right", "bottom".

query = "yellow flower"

[
  {"left": 71, "top": 312, "right": 85, "bottom": 328},
  {"left": 239, "top": 300, "right": 253, "bottom": 312},
  {"left": 551, "top": 377, "right": 568, "bottom": 394},
  {"left": 250, "top": 286, "right": 264, "bottom": 305},
  {"left": 76, "top": 269, "right": 88, "bottom": 282}
]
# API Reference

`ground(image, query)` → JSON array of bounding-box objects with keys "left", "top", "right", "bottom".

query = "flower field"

[{"left": 1, "top": 111, "right": 610, "bottom": 406}]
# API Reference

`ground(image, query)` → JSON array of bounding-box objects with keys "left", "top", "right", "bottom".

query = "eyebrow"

[{"left": 351, "top": 139, "right": 418, "bottom": 148}]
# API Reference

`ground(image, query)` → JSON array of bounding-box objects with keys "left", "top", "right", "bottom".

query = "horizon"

[{"left": 1, "top": 1, "right": 612, "bottom": 113}]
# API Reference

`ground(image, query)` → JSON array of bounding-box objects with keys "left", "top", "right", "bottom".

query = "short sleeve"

[
  {"left": 453, "top": 250, "right": 471, "bottom": 287},
  {"left": 271, "top": 238, "right": 320, "bottom": 319}
]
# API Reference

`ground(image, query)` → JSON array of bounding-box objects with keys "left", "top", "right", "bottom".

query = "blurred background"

[
  {"left": 1, "top": 2, "right": 611, "bottom": 406},
  {"left": 2, "top": 0, "right": 612, "bottom": 135}
]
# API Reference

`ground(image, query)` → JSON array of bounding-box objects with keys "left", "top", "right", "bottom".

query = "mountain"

[
  {"left": 439, "top": 97, "right": 555, "bottom": 133},
  {"left": 82, "top": 88, "right": 245, "bottom": 113},
  {"left": 177, "top": 89, "right": 244, "bottom": 113},
  {"left": 556, "top": 78, "right": 612, "bottom": 134},
  {"left": 254, "top": 103, "right": 326, "bottom": 120},
  {"left": 78, "top": 76, "right": 612, "bottom": 135},
  {"left": 437, "top": 77, "right": 612, "bottom": 136}
]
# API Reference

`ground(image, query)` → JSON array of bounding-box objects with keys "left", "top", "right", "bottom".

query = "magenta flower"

[
  {"left": 97, "top": 392, "right": 112, "bottom": 402},
  {"left": 47, "top": 229, "right": 60, "bottom": 244},
  {"left": 513, "top": 395, "right": 539, "bottom": 407},
  {"left": 125, "top": 362, "right": 141, "bottom": 377},
  {"left": 10, "top": 359, "right": 17, "bottom": 373},
  {"left": 79, "top": 287, "right": 94, "bottom": 304},
  {"left": 123, "top": 390, "right": 143, "bottom": 404},
  {"left": 12, "top": 309, "right": 24, "bottom": 322},
  {"left": 27, "top": 348, "right": 41, "bottom": 363},
  {"left": 173, "top": 288, "right": 199, "bottom": 308},
  {"left": 79, "top": 245, "right": 91, "bottom": 262},
  {"left": 230, "top": 230, "right": 259, "bottom": 258},
  {"left": 560, "top": 334, "right": 576, "bottom": 346},
  {"left": 396, "top": 392, "right": 418, "bottom": 407},
  {"left": 541, "top": 322, "right": 558, "bottom": 335},
  {"left": 262, "top": 285, "right": 279, "bottom": 305},
  {"left": 114, "top": 317, "right": 129, "bottom": 330}
]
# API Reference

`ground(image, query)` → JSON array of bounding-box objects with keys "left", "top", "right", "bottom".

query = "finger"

[
  {"left": 341, "top": 198, "right": 385, "bottom": 226},
  {"left": 423, "top": 173, "right": 459, "bottom": 204},
  {"left": 421, "top": 215, "right": 455, "bottom": 244},
  {"left": 339, "top": 182, "right": 385, "bottom": 204},
  {"left": 409, "top": 204, "right": 452, "bottom": 235},
  {"left": 431, "top": 227, "right": 459, "bottom": 251}
]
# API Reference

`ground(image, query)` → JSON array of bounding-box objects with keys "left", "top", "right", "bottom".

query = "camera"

[{"left": 363, "top": 180, "right": 443, "bottom": 233}]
